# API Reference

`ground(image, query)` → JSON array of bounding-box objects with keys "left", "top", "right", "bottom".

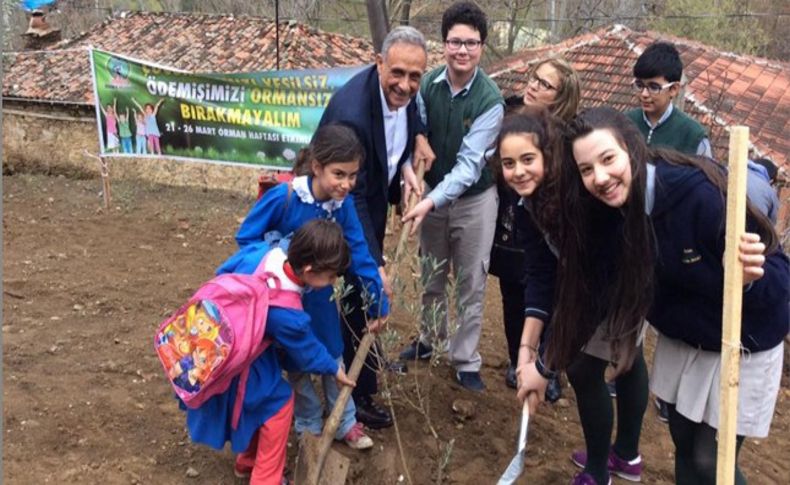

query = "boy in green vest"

[
  {"left": 400, "top": 1, "right": 504, "bottom": 392},
  {"left": 627, "top": 41, "right": 713, "bottom": 423},
  {"left": 626, "top": 41, "right": 711, "bottom": 157}
]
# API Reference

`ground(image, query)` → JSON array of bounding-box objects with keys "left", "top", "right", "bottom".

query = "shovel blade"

[
  {"left": 496, "top": 452, "right": 525, "bottom": 485},
  {"left": 294, "top": 433, "right": 350, "bottom": 485},
  {"left": 497, "top": 401, "right": 530, "bottom": 484}
]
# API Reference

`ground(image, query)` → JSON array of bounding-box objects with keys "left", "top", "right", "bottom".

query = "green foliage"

[{"left": 649, "top": 0, "right": 769, "bottom": 56}]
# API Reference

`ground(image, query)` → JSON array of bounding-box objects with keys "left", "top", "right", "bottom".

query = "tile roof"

[
  {"left": 489, "top": 24, "right": 790, "bottom": 171},
  {"left": 2, "top": 11, "right": 376, "bottom": 105}
]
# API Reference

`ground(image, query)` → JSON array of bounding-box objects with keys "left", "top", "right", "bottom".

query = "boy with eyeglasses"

[
  {"left": 626, "top": 41, "right": 711, "bottom": 157},
  {"left": 399, "top": 1, "right": 504, "bottom": 393}
]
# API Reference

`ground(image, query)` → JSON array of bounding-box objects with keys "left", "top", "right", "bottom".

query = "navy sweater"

[{"left": 648, "top": 159, "right": 789, "bottom": 352}]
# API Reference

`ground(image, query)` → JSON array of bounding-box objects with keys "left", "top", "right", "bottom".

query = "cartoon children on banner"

[
  {"left": 98, "top": 98, "right": 119, "bottom": 153},
  {"left": 132, "top": 97, "right": 165, "bottom": 155}
]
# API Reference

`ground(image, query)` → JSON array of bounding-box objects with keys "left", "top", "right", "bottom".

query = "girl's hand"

[
  {"left": 402, "top": 198, "right": 434, "bottom": 235},
  {"left": 516, "top": 344, "right": 538, "bottom": 369},
  {"left": 516, "top": 362, "right": 548, "bottom": 415},
  {"left": 335, "top": 367, "right": 356, "bottom": 388},
  {"left": 739, "top": 232, "right": 766, "bottom": 285}
]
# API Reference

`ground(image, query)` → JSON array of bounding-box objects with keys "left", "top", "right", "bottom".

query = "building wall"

[{"left": 2, "top": 104, "right": 264, "bottom": 198}]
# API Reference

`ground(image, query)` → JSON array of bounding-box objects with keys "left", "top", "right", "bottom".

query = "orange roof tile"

[{"left": 3, "top": 11, "right": 376, "bottom": 105}]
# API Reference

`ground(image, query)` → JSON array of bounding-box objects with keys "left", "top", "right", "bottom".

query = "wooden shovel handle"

[
  {"left": 395, "top": 159, "right": 426, "bottom": 261},
  {"left": 309, "top": 332, "right": 376, "bottom": 483}
]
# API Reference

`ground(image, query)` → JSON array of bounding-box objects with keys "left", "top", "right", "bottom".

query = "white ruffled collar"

[{"left": 291, "top": 175, "right": 344, "bottom": 213}]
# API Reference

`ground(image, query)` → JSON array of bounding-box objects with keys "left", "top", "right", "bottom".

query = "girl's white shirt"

[{"left": 261, "top": 247, "right": 304, "bottom": 295}]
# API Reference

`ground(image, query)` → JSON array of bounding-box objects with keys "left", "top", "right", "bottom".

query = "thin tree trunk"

[
  {"left": 366, "top": 0, "right": 390, "bottom": 53},
  {"left": 399, "top": 0, "right": 411, "bottom": 25}
]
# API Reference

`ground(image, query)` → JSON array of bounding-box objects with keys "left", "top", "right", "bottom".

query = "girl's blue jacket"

[{"left": 648, "top": 159, "right": 789, "bottom": 352}]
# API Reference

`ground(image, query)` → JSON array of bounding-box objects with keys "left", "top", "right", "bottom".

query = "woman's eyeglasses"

[
  {"left": 528, "top": 73, "right": 557, "bottom": 92},
  {"left": 445, "top": 38, "right": 482, "bottom": 52}
]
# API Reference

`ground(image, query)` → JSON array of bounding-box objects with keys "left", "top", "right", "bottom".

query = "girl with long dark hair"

[
  {"left": 521, "top": 107, "right": 788, "bottom": 484},
  {"left": 491, "top": 56, "right": 580, "bottom": 391}
]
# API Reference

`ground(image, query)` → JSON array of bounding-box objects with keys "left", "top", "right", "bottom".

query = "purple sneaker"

[
  {"left": 570, "top": 472, "right": 612, "bottom": 485},
  {"left": 571, "top": 449, "right": 642, "bottom": 482}
]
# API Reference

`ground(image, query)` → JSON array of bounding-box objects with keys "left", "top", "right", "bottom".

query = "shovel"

[
  {"left": 295, "top": 331, "right": 376, "bottom": 485},
  {"left": 497, "top": 400, "right": 530, "bottom": 485}
]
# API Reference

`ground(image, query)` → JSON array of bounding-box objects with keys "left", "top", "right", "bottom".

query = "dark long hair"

[
  {"left": 548, "top": 107, "right": 779, "bottom": 373},
  {"left": 547, "top": 108, "right": 655, "bottom": 373},
  {"left": 489, "top": 107, "right": 565, "bottom": 241}
]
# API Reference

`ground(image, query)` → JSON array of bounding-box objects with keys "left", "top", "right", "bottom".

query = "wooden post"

[
  {"left": 84, "top": 150, "right": 112, "bottom": 210},
  {"left": 716, "top": 126, "right": 749, "bottom": 485},
  {"left": 306, "top": 332, "right": 376, "bottom": 484},
  {"left": 99, "top": 156, "right": 111, "bottom": 210}
]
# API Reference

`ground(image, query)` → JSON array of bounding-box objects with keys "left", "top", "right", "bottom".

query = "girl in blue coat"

[
  {"left": 219, "top": 124, "right": 389, "bottom": 450},
  {"left": 526, "top": 107, "right": 788, "bottom": 485},
  {"left": 185, "top": 220, "right": 356, "bottom": 484}
]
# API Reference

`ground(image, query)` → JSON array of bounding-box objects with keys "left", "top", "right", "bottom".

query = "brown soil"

[{"left": 3, "top": 170, "right": 788, "bottom": 484}]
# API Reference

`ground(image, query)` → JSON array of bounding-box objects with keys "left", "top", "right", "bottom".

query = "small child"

[
  {"left": 117, "top": 107, "right": 133, "bottom": 154},
  {"left": 184, "top": 219, "right": 356, "bottom": 484},
  {"left": 99, "top": 98, "right": 119, "bottom": 153},
  {"left": 134, "top": 110, "right": 147, "bottom": 155},
  {"left": 626, "top": 41, "right": 711, "bottom": 157}
]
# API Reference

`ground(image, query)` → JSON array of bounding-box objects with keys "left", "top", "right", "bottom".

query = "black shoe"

[
  {"left": 545, "top": 375, "right": 562, "bottom": 403},
  {"left": 607, "top": 381, "right": 617, "bottom": 398},
  {"left": 505, "top": 365, "right": 517, "bottom": 389},
  {"left": 399, "top": 340, "right": 433, "bottom": 361},
  {"left": 455, "top": 371, "right": 485, "bottom": 392},
  {"left": 387, "top": 359, "right": 408, "bottom": 375},
  {"left": 354, "top": 395, "right": 393, "bottom": 429},
  {"left": 655, "top": 397, "right": 669, "bottom": 424}
]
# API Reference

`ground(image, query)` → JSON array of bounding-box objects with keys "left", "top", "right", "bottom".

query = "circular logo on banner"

[{"left": 107, "top": 57, "right": 131, "bottom": 88}]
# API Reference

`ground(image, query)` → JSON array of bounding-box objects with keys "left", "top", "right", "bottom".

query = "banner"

[{"left": 89, "top": 49, "right": 365, "bottom": 169}]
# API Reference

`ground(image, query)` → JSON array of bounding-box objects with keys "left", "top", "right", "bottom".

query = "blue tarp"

[{"left": 21, "top": 0, "right": 57, "bottom": 12}]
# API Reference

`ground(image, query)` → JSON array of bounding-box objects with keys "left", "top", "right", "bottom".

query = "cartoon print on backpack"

[{"left": 156, "top": 300, "right": 230, "bottom": 397}]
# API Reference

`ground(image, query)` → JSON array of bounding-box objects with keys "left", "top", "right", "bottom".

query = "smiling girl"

[
  {"left": 552, "top": 107, "right": 788, "bottom": 484},
  {"left": 493, "top": 56, "right": 580, "bottom": 392},
  {"left": 500, "top": 107, "right": 651, "bottom": 485}
]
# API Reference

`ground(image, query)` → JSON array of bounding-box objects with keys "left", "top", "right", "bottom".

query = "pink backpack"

[{"left": 154, "top": 256, "right": 302, "bottom": 429}]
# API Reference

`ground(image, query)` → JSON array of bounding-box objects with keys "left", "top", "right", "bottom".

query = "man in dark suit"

[{"left": 317, "top": 26, "right": 430, "bottom": 429}]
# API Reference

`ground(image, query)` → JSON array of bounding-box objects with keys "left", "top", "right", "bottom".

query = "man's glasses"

[
  {"left": 445, "top": 38, "right": 482, "bottom": 52},
  {"left": 528, "top": 73, "right": 557, "bottom": 92},
  {"left": 632, "top": 79, "right": 677, "bottom": 95}
]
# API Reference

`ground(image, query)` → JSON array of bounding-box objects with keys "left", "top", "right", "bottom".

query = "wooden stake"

[
  {"left": 716, "top": 126, "right": 749, "bottom": 485},
  {"left": 304, "top": 332, "right": 376, "bottom": 485},
  {"left": 84, "top": 150, "right": 112, "bottom": 210},
  {"left": 100, "top": 157, "right": 112, "bottom": 210}
]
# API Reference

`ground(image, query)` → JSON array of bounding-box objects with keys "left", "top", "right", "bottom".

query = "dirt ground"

[{"left": 3, "top": 168, "right": 789, "bottom": 484}]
